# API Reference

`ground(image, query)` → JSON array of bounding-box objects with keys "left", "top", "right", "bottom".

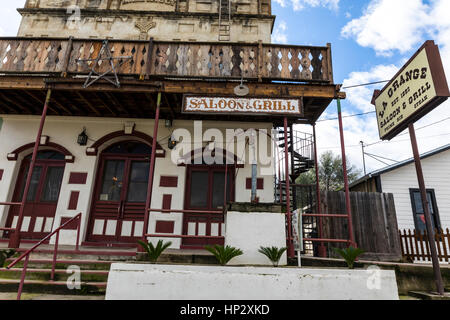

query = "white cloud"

[
  {"left": 341, "top": 0, "right": 431, "bottom": 56},
  {"left": 272, "top": 21, "right": 288, "bottom": 44},
  {"left": 275, "top": 0, "right": 340, "bottom": 11},
  {"left": 315, "top": 0, "right": 450, "bottom": 174},
  {"left": 0, "top": 1, "right": 24, "bottom": 36}
]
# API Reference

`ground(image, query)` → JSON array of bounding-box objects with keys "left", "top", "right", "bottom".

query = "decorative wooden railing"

[{"left": 0, "top": 37, "right": 333, "bottom": 83}]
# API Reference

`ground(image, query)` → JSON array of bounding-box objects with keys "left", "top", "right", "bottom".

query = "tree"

[{"left": 295, "top": 151, "right": 361, "bottom": 191}]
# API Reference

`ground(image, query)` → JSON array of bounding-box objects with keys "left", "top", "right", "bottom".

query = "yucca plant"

[
  {"left": 333, "top": 246, "right": 365, "bottom": 269},
  {"left": 138, "top": 240, "right": 172, "bottom": 263},
  {"left": 205, "top": 245, "right": 243, "bottom": 266},
  {"left": 0, "top": 249, "right": 16, "bottom": 268},
  {"left": 258, "top": 246, "right": 287, "bottom": 267}
]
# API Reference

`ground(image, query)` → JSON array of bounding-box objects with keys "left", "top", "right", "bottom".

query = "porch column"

[
  {"left": 313, "top": 124, "right": 327, "bottom": 257},
  {"left": 283, "top": 117, "right": 294, "bottom": 258},
  {"left": 141, "top": 92, "right": 161, "bottom": 250},
  {"left": 9, "top": 89, "right": 52, "bottom": 249},
  {"left": 336, "top": 98, "right": 356, "bottom": 247}
]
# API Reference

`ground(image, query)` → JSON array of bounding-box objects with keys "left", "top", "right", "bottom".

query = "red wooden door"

[
  {"left": 182, "top": 165, "right": 234, "bottom": 249},
  {"left": 87, "top": 141, "right": 150, "bottom": 243},
  {"left": 5, "top": 151, "right": 65, "bottom": 240}
]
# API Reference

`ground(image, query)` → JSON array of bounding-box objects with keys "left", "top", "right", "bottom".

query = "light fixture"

[
  {"left": 77, "top": 128, "right": 88, "bottom": 146},
  {"left": 234, "top": 74, "right": 249, "bottom": 96},
  {"left": 168, "top": 135, "right": 178, "bottom": 150},
  {"left": 165, "top": 119, "right": 173, "bottom": 128}
]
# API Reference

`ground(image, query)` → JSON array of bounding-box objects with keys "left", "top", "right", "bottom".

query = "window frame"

[{"left": 409, "top": 188, "right": 441, "bottom": 232}]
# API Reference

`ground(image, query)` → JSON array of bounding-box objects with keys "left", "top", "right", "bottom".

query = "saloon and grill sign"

[
  {"left": 374, "top": 41, "right": 450, "bottom": 140},
  {"left": 183, "top": 96, "right": 303, "bottom": 117}
]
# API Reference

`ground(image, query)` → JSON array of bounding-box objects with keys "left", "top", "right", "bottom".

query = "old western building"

[{"left": 0, "top": 0, "right": 346, "bottom": 258}]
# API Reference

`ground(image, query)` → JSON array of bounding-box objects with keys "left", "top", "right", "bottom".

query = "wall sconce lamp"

[
  {"left": 77, "top": 128, "right": 88, "bottom": 146},
  {"left": 168, "top": 135, "right": 178, "bottom": 150}
]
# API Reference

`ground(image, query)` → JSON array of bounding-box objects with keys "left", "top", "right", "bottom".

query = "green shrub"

[
  {"left": 0, "top": 249, "right": 16, "bottom": 268},
  {"left": 333, "top": 246, "right": 365, "bottom": 269},
  {"left": 138, "top": 240, "right": 172, "bottom": 263},
  {"left": 258, "top": 246, "right": 287, "bottom": 267},
  {"left": 205, "top": 245, "right": 243, "bottom": 266}
]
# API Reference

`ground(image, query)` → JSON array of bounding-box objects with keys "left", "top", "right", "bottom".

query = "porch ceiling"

[{"left": 0, "top": 77, "right": 345, "bottom": 125}]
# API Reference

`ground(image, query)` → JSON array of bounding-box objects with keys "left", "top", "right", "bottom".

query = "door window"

[
  {"left": 19, "top": 166, "right": 43, "bottom": 202},
  {"left": 212, "top": 171, "right": 231, "bottom": 209},
  {"left": 99, "top": 160, "right": 125, "bottom": 201},
  {"left": 189, "top": 171, "right": 209, "bottom": 208},
  {"left": 41, "top": 166, "right": 64, "bottom": 202},
  {"left": 126, "top": 162, "right": 150, "bottom": 202}
]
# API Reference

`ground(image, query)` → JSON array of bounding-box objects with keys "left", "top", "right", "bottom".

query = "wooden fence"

[
  {"left": 399, "top": 229, "right": 450, "bottom": 263},
  {"left": 319, "top": 191, "right": 402, "bottom": 261},
  {"left": 0, "top": 37, "right": 333, "bottom": 83}
]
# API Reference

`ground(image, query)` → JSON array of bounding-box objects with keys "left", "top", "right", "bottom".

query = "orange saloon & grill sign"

[
  {"left": 182, "top": 96, "right": 303, "bottom": 117},
  {"left": 373, "top": 41, "right": 450, "bottom": 140}
]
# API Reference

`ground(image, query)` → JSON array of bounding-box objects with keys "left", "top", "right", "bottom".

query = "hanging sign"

[
  {"left": 373, "top": 40, "right": 450, "bottom": 140},
  {"left": 182, "top": 95, "right": 303, "bottom": 117}
]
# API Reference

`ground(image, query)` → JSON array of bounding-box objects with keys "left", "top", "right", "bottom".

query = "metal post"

[
  {"left": 141, "top": 92, "right": 161, "bottom": 250},
  {"left": 284, "top": 117, "right": 294, "bottom": 258},
  {"left": 360, "top": 141, "right": 366, "bottom": 176},
  {"left": 9, "top": 89, "right": 52, "bottom": 249},
  {"left": 75, "top": 214, "right": 81, "bottom": 252},
  {"left": 17, "top": 254, "right": 29, "bottom": 300},
  {"left": 337, "top": 99, "right": 356, "bottom": 248},
  {"left": 313, "top": 124, "right": 326, "bottom": 257},
  {"left": 289, "top": 124, "right": 297, "bottom": 210},
  {"left": 408, "top": 123, "right": 445, "bottom": 296},
  {"left": 250, "top": 129, "right": 257, "bottom": 202},
  {"left": 51, "top": 230, "right": 59, "bottom": 281}
]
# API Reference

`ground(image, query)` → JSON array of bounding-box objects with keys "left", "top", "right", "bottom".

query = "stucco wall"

[
  {"left": 19, "top": 0, "right": 274, "bottom": 42},
  {"left": 0, "top": 115, "right": 275, "bottom": 246}
]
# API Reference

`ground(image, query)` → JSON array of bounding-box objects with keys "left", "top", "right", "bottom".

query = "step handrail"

[{"left": 5, "top": 212, "right": 82, "bottom": 300}]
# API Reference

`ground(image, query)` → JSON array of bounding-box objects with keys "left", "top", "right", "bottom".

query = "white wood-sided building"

[{"left": 351, "top": 144, "right": 450, "bottom": 233}]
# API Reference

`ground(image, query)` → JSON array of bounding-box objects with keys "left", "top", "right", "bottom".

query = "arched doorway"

[
  {"left": 5, "top": 150, "right": 66, "bottom": 240},
  {"left": 86, "top": 141, "right": 152, "bottom": 243}
]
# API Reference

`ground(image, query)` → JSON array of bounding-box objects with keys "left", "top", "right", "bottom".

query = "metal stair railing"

[{"left": 5, "top": 212, "right": 82, "bottom": 300}]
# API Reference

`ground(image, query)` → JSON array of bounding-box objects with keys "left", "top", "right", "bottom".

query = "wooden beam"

[
  {"left": 75, "top": 91, "right": 101, "bottom": 116},
  {"left": 92, "top": 92, "right": 117, "bottom": 116},
  {"left": 105, "top": 92, "right": 130, "bottom": 116},
  {"left": 22, "top": 90, "right": 59, "bottom": 114},
  {"left": 0, "top": 91, "right": 35, "bottom": 114}
]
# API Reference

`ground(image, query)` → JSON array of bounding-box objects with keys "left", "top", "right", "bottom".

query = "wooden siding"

[{"left": 379, "top": 149, "right": 450, "bottom": 230}]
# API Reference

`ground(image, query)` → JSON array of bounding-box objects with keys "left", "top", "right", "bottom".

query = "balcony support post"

[{"left": 9, "top": 89, "right": 52, "bottom": 249}]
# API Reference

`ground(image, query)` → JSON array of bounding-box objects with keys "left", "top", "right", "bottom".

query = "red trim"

[
  {"left": 68, "top": 172, "right": 88, "bottom": 184},
  {"left": 162, "top": 194, "right": 172, "bottom": 210},
  {"left": 155, "top": 221, "right": 175, "bottom": 234},
  {"left": 68, "top": 191, "right": 80, "bottom": 210},
  {"left": 245, "top": 178, "right": 264, "bottom": 190},
  {"left": 86, "top": 130, "right": 165, "bottom": 157},
  {"left": 0, "top": 169, "right": 3, "bottom": 181},
  {"left": 160, "top": 176, "right": 178, "bottom": 187},
  {"left": 60, "top": 217, "right": 78, "bottom": 230},
  {"left": 7, "top": 142, "right": 75, "bottom": 163}
]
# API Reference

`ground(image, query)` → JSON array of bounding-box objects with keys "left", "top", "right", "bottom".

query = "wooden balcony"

[
  {"left": 0, "top": 37, "right": 333, "bottom": 83},
  {"left": 0, "top": 37, "right": 342, "bottom": 123}
]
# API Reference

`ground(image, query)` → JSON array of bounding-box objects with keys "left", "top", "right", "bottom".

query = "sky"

[{"left": 1, "top": 0, "right": 450, "bottom": 176}]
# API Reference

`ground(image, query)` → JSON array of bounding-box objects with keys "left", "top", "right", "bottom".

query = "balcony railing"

[{"left": 0, "top": 37, "right": 333, "bottom": 83}]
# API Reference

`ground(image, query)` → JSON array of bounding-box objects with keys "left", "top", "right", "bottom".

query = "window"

[{"left": 409, "top": 189, "right": 441, "bottom": 233}]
